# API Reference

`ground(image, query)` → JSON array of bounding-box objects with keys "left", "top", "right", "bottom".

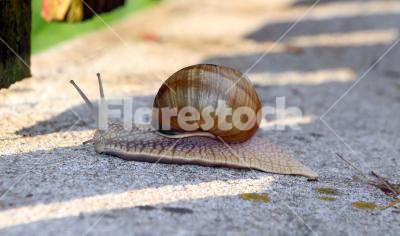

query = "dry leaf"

[
  {"left": 382, "top": 198, "right": 400, "bottom": 210},
  {"left": 335, "top": 153, "right": 400, "bottom": 200},
  {"left": 286, "top": 44, "right": 304, "bottom": 54},
  {"left": 369, "top": 171, "right": 400, "bottom": 197},
  {"left": 137, "top": 32, "right": 161, "bottom": 42}
]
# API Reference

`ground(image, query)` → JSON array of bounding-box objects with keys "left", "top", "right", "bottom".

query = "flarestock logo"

[{"left": 97, "top": 97, "right": 303, "bottom": 131}]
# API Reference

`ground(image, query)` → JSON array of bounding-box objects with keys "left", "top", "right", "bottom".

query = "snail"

[{"left": 70, "top": 64, "right": 318, "bottom": 179}]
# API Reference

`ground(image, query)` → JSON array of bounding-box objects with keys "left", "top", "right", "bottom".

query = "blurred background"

[{"left": 32, "top": 0, "right": 160, "bottom": 53}]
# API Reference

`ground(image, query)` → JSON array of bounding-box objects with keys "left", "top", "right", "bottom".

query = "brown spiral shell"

[{"left": 153, "top": 64, "right": 262, "bottom": 143}]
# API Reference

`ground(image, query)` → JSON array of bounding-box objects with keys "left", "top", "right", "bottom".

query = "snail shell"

[
  {"left": 153, "top": 64, "right": 262, "bottom": 143},
  {"left": 70, "top": 65, "right": 318, "bottom": 179}
]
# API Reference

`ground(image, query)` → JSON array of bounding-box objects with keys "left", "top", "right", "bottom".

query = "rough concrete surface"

[{"left": 1, "top": 0, "right": 400, "bottom": 235}]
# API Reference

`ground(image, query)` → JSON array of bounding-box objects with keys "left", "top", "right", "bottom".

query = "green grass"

[{"left": 31, "top": 0, "right": 158, "bottom": 54}]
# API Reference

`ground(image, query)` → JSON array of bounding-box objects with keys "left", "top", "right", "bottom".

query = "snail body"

[
  {"left": 70, "top": 64, "right": 318, "bottom": 179},
  {"left": 92, "top": 121, "right": 317, "bottom": 179}
]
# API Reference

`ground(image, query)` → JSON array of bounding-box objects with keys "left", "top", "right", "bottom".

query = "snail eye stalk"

[
  {"left": 70, "top": 80, "right": 95, "bottom": 113},
  {"left": 96, "top": 73, "right": 105, "bottom": 98},
  {"left": 70, "top": 73, "right": 108, "bottom": 128}
]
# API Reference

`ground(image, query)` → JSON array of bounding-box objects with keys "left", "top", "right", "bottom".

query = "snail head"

[{"left": 70, "top": 73, "right": 108, "bottom": 146}]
